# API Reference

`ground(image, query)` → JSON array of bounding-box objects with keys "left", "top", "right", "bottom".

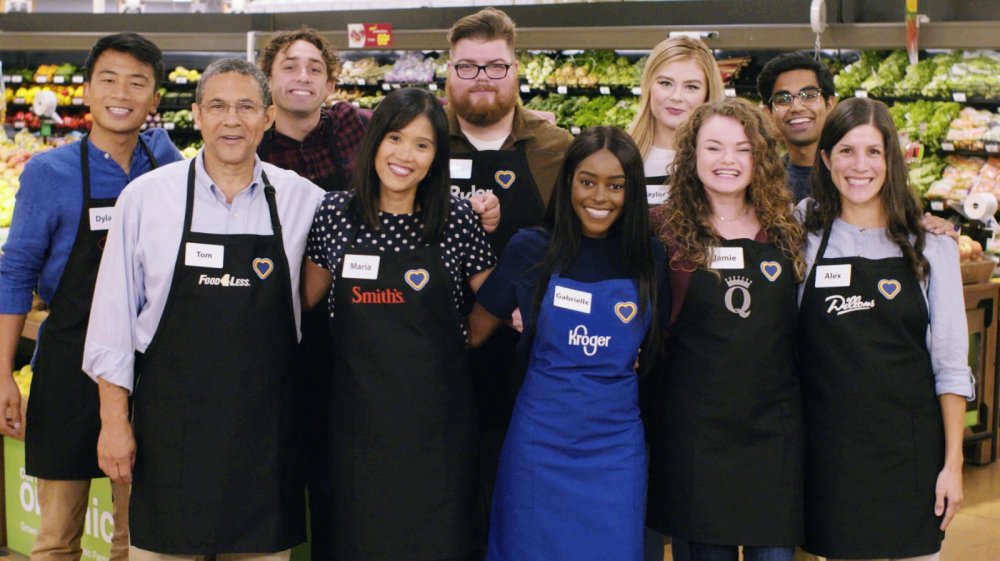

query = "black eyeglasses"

[
  {"left": 452, "top": 63, "right": 513, "bottom": 80},
  {"left": 769, "top": 87, "right": 825, "bottom": 107}
]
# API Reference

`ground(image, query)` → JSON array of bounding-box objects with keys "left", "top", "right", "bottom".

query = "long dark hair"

[
  {"left": 534, "top": 126, "right": 658, "bottom": 345},
  {"left": 349, "top": 88, "right": 450, "bottom": 244},
  {"left": 805, "top": 97, "right": 929, "bottom": 279}
]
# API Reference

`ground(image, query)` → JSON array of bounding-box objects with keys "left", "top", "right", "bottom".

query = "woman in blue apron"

[
  {"left": 646, "top": 98, "right": 806, "bottom": 561},
  {"left": 468, "top": 126, "right": 669, "bottom": 561},
  {"left": 628, "top": 36, "right": 724, "bottom": 208},
  {"left": 302, "top": 88, "right": 495, "bottom": 561},
  {"left": 798, "top": 98, "right": 973, "bottom": 561}
]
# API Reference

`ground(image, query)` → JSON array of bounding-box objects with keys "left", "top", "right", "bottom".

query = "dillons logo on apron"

[
  {"left": 197, "top": 273, "right": 251, "bottom": 288},
  {"left": 567, "top": 325, "right": 612, "bottom": 357},
  {"left": 825, "top": 294, "right": 876, "bottom": 315}
]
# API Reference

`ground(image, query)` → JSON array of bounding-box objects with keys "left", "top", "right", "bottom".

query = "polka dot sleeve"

[
  {"left": 443, "top": 196, "right": 497, "bottom": 281},
  {"left": 306, "top": 190, "right": 354, "bottom": 272}
]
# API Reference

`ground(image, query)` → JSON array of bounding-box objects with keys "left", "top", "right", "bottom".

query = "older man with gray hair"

[{"left": 83, "top": 57, "right": 323, "bottom": 561}]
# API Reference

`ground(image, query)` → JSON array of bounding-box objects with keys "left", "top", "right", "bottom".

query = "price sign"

[
  {"left": 11, "top": 75, "right": 22, "bottom": 84},
  {"left": 391, "top": 83, "right": 401, "bottom": 90},
  {"left": 930, "top": 201, "right": 945, "bottom": 211},
  {"left": 570, "top": 126, "right": 581, "bottom": 135},
  {"left": 382, "top": 83, "right": 391, "bottom": 91},
  {"left": 163, "top": 122, "right": 175, "bottom": 130},
  {"left": 13, "top": 97, "right": 25, "bottom": 105},
  {"left": 356, "top": 78, "right": 367, "bottom": 86},
  {"left": 53, "top": 76, "right": 65, "bottom": 84},
  {"left": 987, "top": 143, "right": 999, "bottom": 154},
  {"left": 175, "top": 77, "right": 188, "bottom": 84},
  {"left": 631, "top": 86, "right": 641, "bottom": 96},
  {"left": 2, "top": 76, "right": 8, "bottom": 84},
  {"left": 428, "top": 83, "right": 438, "bottom": 91},
  {"left": 13, "top": 121, "right": 25, "bottom": 129},
  {"left": 72, "top": 75, "right": 84, "bottom": 84},
  {"left": 855, "top": 90, "right": 869, "bottom": 98},
  {"left": 72, "top": 98, "right": 83, "bottom": 106},
  {"left": 941, "top": 142, "right": 955, "bottom": 152},
  {"left": 599, "top": 86, "right": 611, "bottom": 95},
  {"left": 557, "top": 85, "right": 568, "bottom": 94},
  {"left": 348, "top": 23, "right": 393, "bottom": 49},
  {"left": 36, "top": 76, "right": 47, "bottom": 83},
  {"left": 953, "top": 92, "right": 967, "bottom": 102},
  {"left": 520, "top": 84, "right": 530, "bottom": 93}
]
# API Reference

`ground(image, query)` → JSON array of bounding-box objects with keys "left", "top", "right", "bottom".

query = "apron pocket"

[{"left": 133, "top": 397, "right": 186, "bottom": 490}]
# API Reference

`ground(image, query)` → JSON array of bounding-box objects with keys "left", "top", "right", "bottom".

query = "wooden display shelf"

[{"left": 963, "top": 282, "right": 1000, "bottom": 465}]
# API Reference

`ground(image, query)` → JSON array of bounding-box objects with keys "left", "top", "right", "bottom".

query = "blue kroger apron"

[{"left": 487, "top": 273, "right": 650, "bottom": 561}]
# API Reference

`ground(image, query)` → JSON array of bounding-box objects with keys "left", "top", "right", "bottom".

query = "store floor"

[{"left": 657, "top": 461, "right": 1000, "bottom": 561}]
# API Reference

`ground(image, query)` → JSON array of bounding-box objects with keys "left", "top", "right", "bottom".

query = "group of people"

[{"left": 0, "top": 6, "right": 975, "bottom": 561}]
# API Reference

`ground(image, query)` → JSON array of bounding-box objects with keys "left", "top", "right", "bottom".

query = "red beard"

[{"left": 447, "top": 80, "right": 518, "bottom": 127}]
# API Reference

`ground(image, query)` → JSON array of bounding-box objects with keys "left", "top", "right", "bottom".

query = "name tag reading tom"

[
  {"left": 342, "top": 254, "right": 380, "bottom": 280},
  {"left": 815, "top": 264, "right": 852, "bottom": 288},
  {"left": 449, "top": 159, "right": 473, "bottom": 180},
  {"left": 185, "top": 243, "right": 224, "bottom": 269},
  {"left": 709, "top": 246, "right": 744, "bottom": 269},
  {"left": 553, "top": 285, "right": 592, "bottom": 314},
  {"left": 646, "top": 185, "right": 669, "bottom": 205},
  {"left": 89, "top": 207, "right": 115, "bottom": 231}
]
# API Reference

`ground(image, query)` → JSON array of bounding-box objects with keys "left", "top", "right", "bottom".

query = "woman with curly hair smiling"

[{"left": 646, "top": 97, "right": 805, "bottom": 561}]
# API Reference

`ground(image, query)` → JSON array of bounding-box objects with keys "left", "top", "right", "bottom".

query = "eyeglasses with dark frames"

[{"left": 452, "top": 63, "right": 513, "bottom": 80}]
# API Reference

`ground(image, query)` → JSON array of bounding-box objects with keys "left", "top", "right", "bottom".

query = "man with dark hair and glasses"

[
  {"left": 757, "top": 51, "right": 837, "bottom": 201},
  {"left": 84, "top": 57, "right": 323, "bottom": 561}
]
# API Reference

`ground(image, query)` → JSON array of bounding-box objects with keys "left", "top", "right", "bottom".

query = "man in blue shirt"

[
  {"left": 0, "top": 33, "right": 181, "bottom": 561},
  {"left": 757, "top": 52, "right": 836, "bottom": 201}
]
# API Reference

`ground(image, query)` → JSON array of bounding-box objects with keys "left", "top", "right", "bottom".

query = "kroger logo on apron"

[{"left": 567, "top": 325, "right": 612, "bottom": 356}]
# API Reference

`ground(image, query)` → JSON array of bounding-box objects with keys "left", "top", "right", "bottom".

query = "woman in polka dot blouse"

[{"left": 301, "top": 88, "right": 495, "bottom": 561}]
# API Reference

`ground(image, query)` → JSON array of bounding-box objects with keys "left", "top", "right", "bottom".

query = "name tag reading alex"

[
  {"left": 553, "top": 285, "right": 592, "bottom": 314},
  {"left": 449, "top": 159, "right": 473, "bottom": 180},
  {"left": 342, "top": 254, "right": 380, "bottom": 280},
  {"left": 815, "top": 264, "right": 852, "bottom": 287},
  {"left": 646, "top": 185, "right": 669, "bottom": 205},
  {"left": 89, "top": 207, "right": 115, "bottom": 231},
  {"left": 709, "top": 246, "right": 744, "bottom": 269},
  {"left": 185, "top": 242, "right": 224, "bottom": 269}
]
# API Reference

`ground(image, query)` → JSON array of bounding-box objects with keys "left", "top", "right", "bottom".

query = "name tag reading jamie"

[
  {"left": 709, "top": 246, "right": 744, "bottom": 269},
  {"left": 449, "top": 159, "right": 473, "bottom": 180},
  {"left": 646, "top": 185, "right": 669, "bottom": 205},
  {"left": 185, "top": 243, "right": 224, "bottom": 269},
  {"left": 89, "top": 207, "right": 115, "bottom": 231},
  {"left": 815, "top": 264, "right": 852, "bottom": 288},
  {"left": 553, "top": 285, "right": 592, "bottom": 314},
  {"left": 342, "top": 254, "right": 380, "bottom": 280}
]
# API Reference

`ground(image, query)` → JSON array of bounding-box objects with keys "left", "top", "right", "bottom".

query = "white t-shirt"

[
  {"left": 461, "top": 128, "right": 507, "bottom": 151},
  {"left": 644, "top": 146, "right": 676, "bottom": 205}
]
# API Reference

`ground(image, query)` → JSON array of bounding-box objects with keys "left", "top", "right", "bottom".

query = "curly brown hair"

[
  {"left": 656, "top": 97, "right": 805, "bottom": 281},
  {"left": 258, "top": 27, "right": 341, "bottom": 82}
]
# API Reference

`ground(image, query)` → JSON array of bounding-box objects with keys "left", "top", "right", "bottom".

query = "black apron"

[
  {"left": 325, "top": 242, "right": 478, "bottom": 561},
  {"left": 798, "top": 226, "right": 944, "bottom": 559},
  {"left": 451, "top": 141, "right": 545, "bottom": 535},
  {"left": 130, "top": 160, "right": 304, "bottom": 554},
  {"left": 26, "top": 135, "right": 156, "bottom": 480},
  {"left": 648, "top": 238, "right": 803, "bottom": 546}
]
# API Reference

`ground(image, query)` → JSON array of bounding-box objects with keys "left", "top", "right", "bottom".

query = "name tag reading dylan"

[
  {"left": 89, "top": 207, "right": 115, "bottom": 231},
  {"left": 553, "top": 285, "right": 592, "bottom": 314},
  {"left": 709, "top": 246, "right": 744, "bottom": 269},
  {"left": 185, "top": 243, "right": 224, "bottom": 269},
  {"left": 815, "top": 264, "right": 852, "bottom": 288},
  {"left": 342, "top": 254, "right": 380, "bottom": 280}
]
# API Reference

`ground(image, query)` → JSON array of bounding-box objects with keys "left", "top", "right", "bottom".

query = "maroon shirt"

[{"left": 258, "top": 102, "right": 367, "bottom": 192}]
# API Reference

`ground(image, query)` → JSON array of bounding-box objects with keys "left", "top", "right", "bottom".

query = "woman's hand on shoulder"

[{"left": 922, "top": 212, "right": 960, "bottom": 241}]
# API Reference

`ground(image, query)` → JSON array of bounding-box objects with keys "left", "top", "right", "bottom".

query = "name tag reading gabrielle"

[
  {"left": 89, "top": 207, "right": 115, "bottom": 231},
  {"left": 185, "top": 243, "right": 224, "bottom": 269},
  {"left": 646, "top": 185, "right": 669, "bottom": 205},
  {"left": 553, "top": 285, "right": 592, "bottom": 314},
  {"left": 341, "top": 254, "right": 380, "bottom": 280},
  {"left": 449, "top": 159, "right": 473, "bottom": 180},
  {"left": 815, "top": 264, "right": 852, "bottom": 287},
  {"left": 709, "top": 246, "right": 744, "bottom": 269}
]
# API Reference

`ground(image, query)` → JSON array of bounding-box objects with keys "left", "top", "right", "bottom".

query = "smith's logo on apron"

[
  {"left": 877, "top": 279, "right": 901, "bottom": 300},
  {"left": 198, "top": 273, "right": 251, "bottom": 288},
  {"left": 723, "top": 276, "right": 752, "bottom": 319},
  {"left": 494, "top": 170, "right": 516, "bottom": 189},
  {"left": 825, "top": 294, "right": 875, "bottom": 315},
  {"left": 253, "top": 258, "right": 274, "bottom": 280},
  {"left": 567, "top": 325, "right": 612, "bottom": 357},
  {"left": 351, "top": 286, "right": 405, "bottom": 304}
]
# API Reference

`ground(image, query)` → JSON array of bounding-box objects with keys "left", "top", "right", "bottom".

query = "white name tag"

[
  {"left": 341, "top": 254, "right": 380, "bottom": 279},
  {"left": 709, "top": 246, "right": 744, "bottom": 269},
  {"left": 185, "top": 243, "right": 224, "bottom": 269},
  {"left": 88, "top": 207, "right": 115, "bottom": 231},
  {"left": 815, "top": 264, "right": 852, "bottom": 288},
  {"left": 553, "top": 285, "right": 592, "bottom": 314},
  {"left": 646, "top": 184, "right": 669, "bottom": 205},
  {"left": 449, "top": 159, "right": 473, "bottom": 180}
]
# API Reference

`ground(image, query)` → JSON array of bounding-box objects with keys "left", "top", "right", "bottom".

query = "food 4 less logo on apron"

[{"left": 185, "top": 243, "right": 275, "bottom": 287}]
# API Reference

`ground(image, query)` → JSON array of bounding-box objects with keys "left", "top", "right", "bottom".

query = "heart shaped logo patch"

[
  {"left": 404, "top": 269, "right": 429, "bottom": 291},
  {"left": 760, "top": 261, "right": 782, "bottom": 282},
  {"left": 252, "top": 258, "right": 274, "bottom": 280},
  {"left": 614, "top": 301, "right": 638, "bottom": 324},
  {"left": 495, "top": 170, "right": 516, "bottom": 190},
  {"left": 877, "top": 279, "right": 901, "bottom": 300}
]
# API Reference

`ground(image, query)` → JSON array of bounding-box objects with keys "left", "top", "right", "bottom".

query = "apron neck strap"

[{"left": 183, "top": 158, "right": 283, "bottom": 237}]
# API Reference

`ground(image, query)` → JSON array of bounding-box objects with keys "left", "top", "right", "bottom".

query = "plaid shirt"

[{"left": 258, "top": 102, "right": 367, "bottom": 192}]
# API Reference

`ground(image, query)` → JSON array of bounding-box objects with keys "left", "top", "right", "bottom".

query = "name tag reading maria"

[
  {"left": 646, "top": 185, "right": 669, "bottom": 205},
  {"left": 709, "top": 246, "right": 744, "bottom": 269},
  {"left": 553, "top": 285, "right": 592, "bottom": 314},
  {"left": 342, "top": 254, "right": 380, "bottom": 280},
  {"left": 89, "top": 207, "right": 115, "bottom": 231},
  {"left": 815, "top": 264, "right": 852, "bottom": 288},
  {"left": 185, "top": 242, "right": 224, "bottom": 269},
  {"left": 449, "top": 159, "right": 473, "bottom": 180}
]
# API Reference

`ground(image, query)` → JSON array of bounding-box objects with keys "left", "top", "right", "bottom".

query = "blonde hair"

[
  {"left": 656, "top": 98, "right": 805, "bottom": 282},
  {"left": 627, "top": 37, "right": 725, "bottom": 158}
]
